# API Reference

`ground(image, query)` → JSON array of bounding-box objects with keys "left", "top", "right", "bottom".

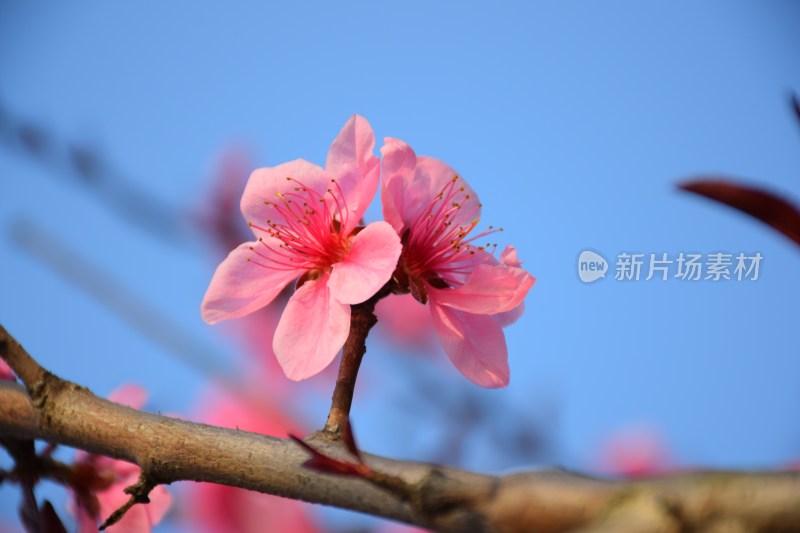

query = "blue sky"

[{"left": 1, "top": 2, "right": 799, "bottom": 531}]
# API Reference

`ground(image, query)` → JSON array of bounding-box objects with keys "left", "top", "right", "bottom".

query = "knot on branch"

[{"left": 29, "top": 372, "right": 78, "bottom": 410}]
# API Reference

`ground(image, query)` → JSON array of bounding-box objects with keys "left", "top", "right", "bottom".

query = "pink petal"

[
  {"left": 107, "top": 384, "right": 148, "bottom": 410},
  {"left": 186, "top": 482, "right": 319, "bottom": 533},
  {"left": 201, "top": 240, "right": 302, "bottom": 324},
  {"left": 380, "top": 137, "right": 483, "bottom": 234},
  {"left": 273, "top": 275, "right": 351, "bottom": 380},
  {"left": 416, "top": 155, "right": 481, "bottom": 221},
  {"left": 0, "top": 359, "right": 14, "bottom": 381},
  {"left": 380, "top": 137, "right": 419, "bottom": 234},
  {"left": 328, "top": 221, "right": 401, "bottom": 305},
  {"left": 143, "top": 484, "right": 172, "bottom": 526},
  {"left": 500, "top": 245, "right": 523, "bottom": 268},
  {"left": 429, "top": 264, "right": 535, "bottom": 315},
  {"left": 429, "top": 300, "right": 509, "bottom": 388},
  {"left": 325, "top": 115, "right": 380, "bottom": 233},
  {"left": 186, "top": 392, "right": 319, "bottom": 533},
  {"left": 494, "top": 302, "right": 525, "bottom": 328},
  {"left": 240, "top": 159, "right": 330, "bottom": 229}
]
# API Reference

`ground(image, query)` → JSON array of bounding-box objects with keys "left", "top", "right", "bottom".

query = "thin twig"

[
  {"left": 99, "top": 473, "right": 156, "bottom": 530},
  {"left": 323, "top": 283, "right": 393, "bottom": 440}
]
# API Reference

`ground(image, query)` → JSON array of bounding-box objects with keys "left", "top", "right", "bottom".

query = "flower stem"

[{"left": 323, "top": 284, "right": 391, "bottom": 440}]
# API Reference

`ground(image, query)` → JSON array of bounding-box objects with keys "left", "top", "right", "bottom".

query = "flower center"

[
  {"left": 402, "top": 175, "right": 500, "bottom": 287},
  {"left": 247, "top": 177, "right": 352, "bottom": 273}
]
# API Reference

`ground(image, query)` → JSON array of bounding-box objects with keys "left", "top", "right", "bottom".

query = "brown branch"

[
  {"left": 2, "top": 325, "right": 800, "bottom": 532},
  {"left": 323, "top": 283, "right": 391, "bottom": 440}
]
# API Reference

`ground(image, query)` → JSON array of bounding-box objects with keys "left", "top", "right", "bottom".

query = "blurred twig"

[
  {"left": 0, "top": 99, "right": 197, "bottom": 250},
  {"left": 397, "top": 367, "right": 556, "bottom": 467},
  {"left": 8, "top": 217, "right": 247, "bottom": 397}
]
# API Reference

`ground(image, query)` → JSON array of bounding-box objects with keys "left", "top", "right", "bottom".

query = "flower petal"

[
  {"left": 143, "top": 484, "right": 173, "bottom": 527},
  {"left": 0, "top": 359, "right": 14, "bottom": 381},
  {"left": 328, "top": 221, "right": 401, "bottom": 305},
  {"left": 380, "top": 137, "right": 421, "bottom": 234},
  {"left": 416, "top": 155, "right": 481, "bottom": 221},
  {"left": 108, "top": 384, "right": 148, "bottom": 410},
  {"left": 380, "top": 137, "right": 482, "bottom": 234},
  {"left": 429, "top": 300, "right": 509, "bottom": 388},
  {"left": 494, "top": 302, "right": 525, "bottom": 327},
  {"left": 325, "top": 115, "right": 380, "bottom": 232},
  {"left": 201, "top": 241, "right": 302, "bottom": 324},
  {"left": 240, "top": 159, "right": 330, "bottom": 229},
  {"left": 273, "top": 275, "right": 351, "bottom": 381},
  {"left": 500, "top": 245, "right": 523, "bottom": 268},
  {"left": 429, "top": 263, "right": 536, "bottom": 315}
]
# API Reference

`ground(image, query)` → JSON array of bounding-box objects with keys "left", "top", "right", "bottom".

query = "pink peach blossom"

[
  {"left": 70, "top": 385, "right": 172, "bottom": 533},
  {"left": 0, "top": 359, "right": 14, "bottom": 381},
  {"left": 596, "top": 426, "right": 671, "bottom": 478},
  {"left": 185, "top": 389, "right": 320, "bottom": 533},
  {"left": 202, "top": 116, "right": 402, "bottom": 381},
  {"left": 380, "top": 138, "right": 535, "bottom": 388}
]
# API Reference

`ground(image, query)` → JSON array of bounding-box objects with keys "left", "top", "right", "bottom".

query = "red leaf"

[
  {"left": 289, "top": 435, "right": 370, "bottom": 478},
  {"left": 341, "top": 419, "right": 363, "bottom": 463},
  {"left": 679, "top": 179, "right": 800, "bottom": 247}
]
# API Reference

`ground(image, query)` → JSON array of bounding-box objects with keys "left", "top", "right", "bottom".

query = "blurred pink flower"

[
  {"left": 374, "top": 293, "right": 437, "bottom": 351},
  {"left": 0, "top": 359, "right": 14, "bottom": 381},
  {"left": 185, "top": 390, "right": 319, "bottom": 533},
  {"left": 380, "top": 138, "right": 535, "bottom": 388},
  {"left": 70, "top": 385, "right": 172, "bottom": 533},
  {"left": 202, "top": 116, "right": 401, "bottom": 381},
  {"left": 596, "top": 426, "right": 671, "bottom": 478}
]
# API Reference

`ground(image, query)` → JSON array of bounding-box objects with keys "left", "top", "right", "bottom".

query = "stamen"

[
  {"left": 404, "top": 176, "right": 502, "bottom": 286},
  {"left": 245, "top": 176, "right": 353, "bottom": 273}
]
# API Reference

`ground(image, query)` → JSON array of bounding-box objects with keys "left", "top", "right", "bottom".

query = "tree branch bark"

[{"left": 2, "top": 325, "right": 800, "bottom": 533}]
